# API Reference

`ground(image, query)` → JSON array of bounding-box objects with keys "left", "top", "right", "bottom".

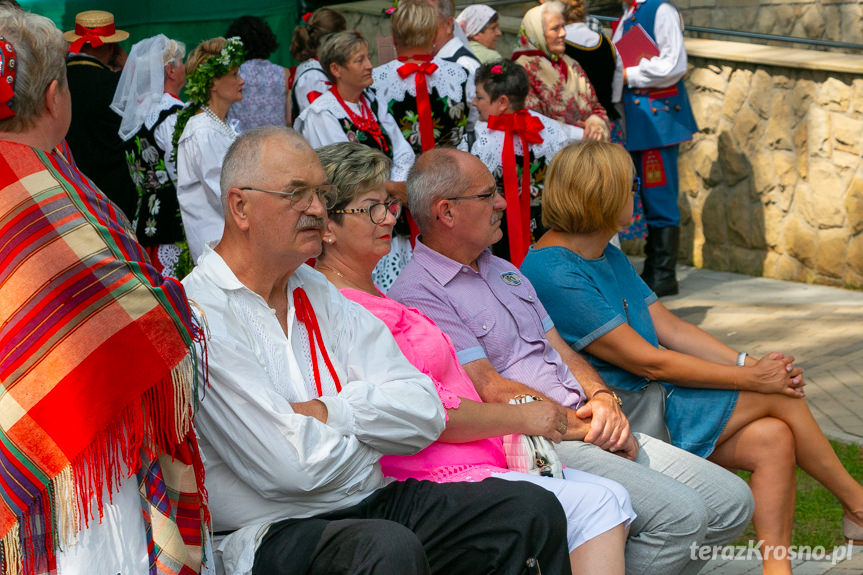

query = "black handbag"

[{"left": 609, "top": 382, "right": 671, "bottom": 443}]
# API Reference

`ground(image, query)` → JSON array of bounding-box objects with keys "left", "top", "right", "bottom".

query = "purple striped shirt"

[{"left": 389, "top": 240, "right": 586, "bottom": 408}]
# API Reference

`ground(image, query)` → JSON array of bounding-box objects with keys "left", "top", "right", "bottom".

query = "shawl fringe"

[{"left": 0, "top": 351, "right": 206, "bottom": 575}]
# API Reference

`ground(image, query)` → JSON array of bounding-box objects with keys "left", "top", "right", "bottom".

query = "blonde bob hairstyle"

[
  {"left": 391, "top": 0, "right": 438, "bottom": 49},
  {"left": 542, "top": 141, "right": 634, "bottom": 234}
]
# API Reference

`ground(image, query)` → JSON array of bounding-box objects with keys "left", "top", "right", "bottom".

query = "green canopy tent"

[{"left": 19, "top": 0, "right": 303, "bottom": 66}]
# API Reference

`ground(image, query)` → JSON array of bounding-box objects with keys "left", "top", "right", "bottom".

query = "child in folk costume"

[{"left": 470, "top": 61, "right": 580, "bottom": 264}]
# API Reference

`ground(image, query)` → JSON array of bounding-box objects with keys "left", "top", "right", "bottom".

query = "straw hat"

[{"left": 64, "top": 10, "right": 129, "bottom": 46}]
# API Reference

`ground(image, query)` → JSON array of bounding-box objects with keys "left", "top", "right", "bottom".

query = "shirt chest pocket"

[{"left": 463, "top": 309, "right": 519, "bottom": 368}]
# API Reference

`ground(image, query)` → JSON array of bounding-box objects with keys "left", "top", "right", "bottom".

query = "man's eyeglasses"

[
  {"left": 239, "top": 184, "right": 339, "bottom": 211},
  {"left": 632, "top": 177, "right": 641, "bottom": 194},
  {"left": 331, "top": 199, "right": 402, "bottom": 224},
  {"left": 445, "top": 189, "right": 501, "bottom": 203}
]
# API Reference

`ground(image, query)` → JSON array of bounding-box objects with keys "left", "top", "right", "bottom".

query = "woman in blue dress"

[{"left": 520, "top": 140, "right": 863, "bottom": 575}]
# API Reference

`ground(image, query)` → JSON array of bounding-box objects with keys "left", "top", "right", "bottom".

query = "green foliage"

[{"left": 171, "top": 36, "right": 246, "bottom": 160}]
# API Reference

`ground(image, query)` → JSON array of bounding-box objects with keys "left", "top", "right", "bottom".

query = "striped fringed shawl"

[{"left": 0, "top": 140, "right": 208, "bottom": 575}]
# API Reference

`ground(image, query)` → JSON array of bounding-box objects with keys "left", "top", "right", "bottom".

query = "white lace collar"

[
  {"left": 143, "top": 93, "right": 184, "bottom": 131},
  {"left": 372, "top": 57, "right": 468, "bottom": 104},
  {"left": 470, "top": 111, "right": 570, "bottom": 173}
]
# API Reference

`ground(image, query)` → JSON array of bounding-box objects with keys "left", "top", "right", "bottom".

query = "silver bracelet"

[{"left": 736, "top": 351, "right": 748, "bottom": 367}]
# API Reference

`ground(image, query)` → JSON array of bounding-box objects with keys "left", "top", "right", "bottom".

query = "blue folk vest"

[{"left": 620, "top": 0, "right": 698, "bottom": 151}]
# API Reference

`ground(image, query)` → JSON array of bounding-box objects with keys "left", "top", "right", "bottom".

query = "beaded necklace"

[
  {"left": 331, "top": 87, "right": 389, "bottom": 152},
  {"left": 202, "top": 105, "right": 237, "bottom": 139}
]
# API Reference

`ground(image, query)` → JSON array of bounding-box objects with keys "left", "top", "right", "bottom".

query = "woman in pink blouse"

[{"left": 314, "top": 142, "right": 633, "bottom": 575}]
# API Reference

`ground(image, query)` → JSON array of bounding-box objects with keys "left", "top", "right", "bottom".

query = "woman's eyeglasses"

[{"left": 331, "top": 199, "right": 402, "bottom": 224}]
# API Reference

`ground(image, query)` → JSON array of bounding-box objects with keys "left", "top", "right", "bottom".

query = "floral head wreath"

[
  {"left": 183, "top": 36, "right": 245, "bottom": 107},
  {"left": 172, "top": 36, "right": 246, "bottom": 159}
]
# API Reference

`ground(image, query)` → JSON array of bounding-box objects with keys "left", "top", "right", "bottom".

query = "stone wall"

[
  {"left": 681, "top": 60, "right": 863, "bottom": 287},
  {"left": 336, "top": 0, "right": 863, "bottom": 288},
  {"left": 673, "top": 1, "right": 863, "bottom": 47}
]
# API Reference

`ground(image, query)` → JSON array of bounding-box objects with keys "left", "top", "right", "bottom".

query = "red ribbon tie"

[
  {"left": 487, "top": 110, "right": 544, "bottom": 266},
  {"left": 293, "top": 287, "right": 342, "bottom": 397},
  {"left": 397, "top": 55, "right": 438, "bottom": 153}
]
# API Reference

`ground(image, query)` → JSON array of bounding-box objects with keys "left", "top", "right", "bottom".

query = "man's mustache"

[{"left": 297, "top": 215, "right": 326, "bottom": 230}]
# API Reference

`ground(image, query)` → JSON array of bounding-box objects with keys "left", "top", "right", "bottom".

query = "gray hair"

[
  {"left": 543, "top": 1, "right": 565, "bottom": 19},
  {"left": 318, "top": 31, "right": 368, "bottom": 84},
  {"left": 164, "top": 38, "right": 186, "bottom": 67},
  {"left": 407, "top": 148, "right": 467, "bottom": 231},
  {"left": 220, "top": 126, "right": 311, "bottom": 211},
  {"left": 433, "top": 0, "right": 455, "bottom": 20},
  {"left": 0, "top": 7, "right": 68, "bottom": 132},
  {"left": 315, "top": 142, "right": 391, "bottom": 224}
]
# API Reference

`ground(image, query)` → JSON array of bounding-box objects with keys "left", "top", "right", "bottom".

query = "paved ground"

[{"left": 643, "top": 261, "right": 863, "bottom": 574}]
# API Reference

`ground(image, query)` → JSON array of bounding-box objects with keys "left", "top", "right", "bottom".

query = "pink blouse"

[{"left": 341, "top": 289, "right": 508, "bottom": 482}]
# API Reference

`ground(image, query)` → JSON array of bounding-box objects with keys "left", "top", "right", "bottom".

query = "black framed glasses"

[
  {"left": 632, "top": 177, "right": 641, "bottom": 194},
  {"left": 239, "top": 184, "right": 339, "bottom": 211},
  {"left": 331, "top": 199, "right": 402, "bottom": 224}
]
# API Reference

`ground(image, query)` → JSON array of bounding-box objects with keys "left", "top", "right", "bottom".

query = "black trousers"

[{"left": 252, "top": 477, "right": 571, "bottom": 575}]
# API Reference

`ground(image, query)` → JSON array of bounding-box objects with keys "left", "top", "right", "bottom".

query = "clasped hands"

[
  {"left": 529, "top": 392, "right": 638, "bottom": 460},
  {"left": 750, "top": 352, "right": 805, "bottom": 398}
]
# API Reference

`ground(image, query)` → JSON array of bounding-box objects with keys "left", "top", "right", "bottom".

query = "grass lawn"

[{"left": 734, "top": 439, "right": 863, "bottom": 549}]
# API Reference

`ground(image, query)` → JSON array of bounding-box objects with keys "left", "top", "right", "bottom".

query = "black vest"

[
  {"left": 122, "top": 105, "right": 185, "bottom": 246},
  {"left": 565, "top": 35, "right": 619, "bottom": 121}
]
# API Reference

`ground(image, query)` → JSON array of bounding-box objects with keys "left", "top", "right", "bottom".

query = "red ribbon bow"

[
  {"left": 397, "top": 55, "right": 438, "bottom": 153},
  {"left": 487, "top": 110, "right": 545, "bottom": 266},
  {"left": 293, "top": 287, "right": 342, "bottom": 397},
  {"left": 69, "top": 22, "right": 117, "bottom": 53},
  {"left": 0, "top": 38, "right": 16, "bottom": 121}
]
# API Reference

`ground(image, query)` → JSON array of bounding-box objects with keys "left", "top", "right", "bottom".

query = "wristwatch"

[{"left": 592, "top": 389, "right": 622, "bottom": 406}]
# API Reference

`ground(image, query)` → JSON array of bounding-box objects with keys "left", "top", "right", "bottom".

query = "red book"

[{"left": 615, "top": 24, "right": 660, "bottom": 68}]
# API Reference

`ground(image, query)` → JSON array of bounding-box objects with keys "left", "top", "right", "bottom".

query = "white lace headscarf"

[
  {"left": 111, "top": 34, "right": 185, "bottom": 141},
  {"left": 456, "top": 4, "right": 496, "bottom": 38}
]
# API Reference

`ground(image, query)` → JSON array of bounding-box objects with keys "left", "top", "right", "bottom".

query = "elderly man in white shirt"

[{"left": 182, "top": 125, "right": 572, "bottom": 575}]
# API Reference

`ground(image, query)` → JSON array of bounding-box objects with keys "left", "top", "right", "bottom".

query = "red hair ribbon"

[
  {"left": 302, "top": 12, "right": 313, "bottom": 23},
  {"left": 69, "top": 22, "right": 116, "bottom": 53},
  {"left": 293, "top": 287, "right": 342, "bottom": 397},
  {"left": 487, "top": 110, "right": 544, "bottom": 265},
  {"left": 0, "top": 36, "right": 16, "bottom": 120},
  {"left": 397, "top": 55, "right": 438, "bottom": 153}
]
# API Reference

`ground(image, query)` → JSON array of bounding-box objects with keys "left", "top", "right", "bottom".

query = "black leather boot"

[
  {"left": 640, "top": 231, "right": 656, "bottom": 289},
  {"left": 642, "top": 226, "right": 679, "bottom": 297}
]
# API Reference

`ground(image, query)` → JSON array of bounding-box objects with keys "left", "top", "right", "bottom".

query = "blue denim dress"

[{"left": 521, "top": 244, "right": 737, "bottom": 457}]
